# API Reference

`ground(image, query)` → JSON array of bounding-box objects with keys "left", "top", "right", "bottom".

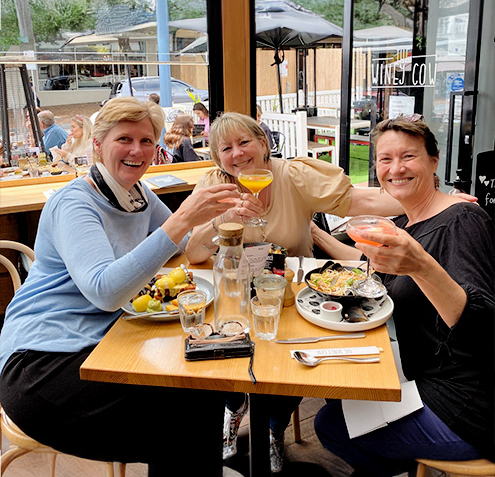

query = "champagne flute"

[
  {"left": 345, "top": 215, "right": 397, "bottom": 298},
  {"left": 237, "top": 169, "right": 273, "bottom": 226}
]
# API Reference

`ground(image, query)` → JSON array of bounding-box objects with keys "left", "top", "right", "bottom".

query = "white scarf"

[{"left": 89, "top": 162, "right": 148, "bottom": 213}]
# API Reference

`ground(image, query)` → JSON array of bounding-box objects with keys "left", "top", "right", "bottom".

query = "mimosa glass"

[
  {"left": 346, "top": 215, "right": 397, "bottom": 298},
  {"left": 238, "top": 169, "right": 273, "bottom": 226}
]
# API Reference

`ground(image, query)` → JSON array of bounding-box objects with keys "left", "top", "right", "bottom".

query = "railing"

[{"left": 262, "top": 111, "right": 308, "bottom": 159}]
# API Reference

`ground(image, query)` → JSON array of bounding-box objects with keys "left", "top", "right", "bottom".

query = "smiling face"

[
  {"left": 70, "top": 121, "right": 83, "bottom": 139},
  {"left": 375, "top": 130, "right": 439, "bottom": 206},
  {"left": 94, "top": 118, "right": 156, "bottom": 190},
  {"left": 217, "top": 129, "right": 267, "bottom": 178}
]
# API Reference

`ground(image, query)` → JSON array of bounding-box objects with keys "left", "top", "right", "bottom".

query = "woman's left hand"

[
  {"left": 354, "top": 228, "right": 428, "bottom": 278},
  {"left": 222, "top": 192, "right": 264, "bottom": 223}
]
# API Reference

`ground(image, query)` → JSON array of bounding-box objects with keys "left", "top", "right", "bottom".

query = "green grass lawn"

[{"left": 318, "top": 144, "right": 371, "bottom": 185}]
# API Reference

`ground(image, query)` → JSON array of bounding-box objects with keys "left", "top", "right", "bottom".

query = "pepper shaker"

[{"left": 283, "top": 268, "right": 295, "bottom": 307}]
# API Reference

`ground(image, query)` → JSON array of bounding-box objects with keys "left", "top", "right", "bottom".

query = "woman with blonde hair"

[
  {"left": 0, "top": 97, "right": 239, "bottom": 476},
  {"left": 161, "top": 113, "right": 200, "bottom": 163},
  {"left": 52, "top": 114, "right": 94, "bottom": 165}
]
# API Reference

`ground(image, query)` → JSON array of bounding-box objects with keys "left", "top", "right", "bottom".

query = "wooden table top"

[
  {"left": 307, "top": 117, "right": 371, "bottom": 130},
  {"left": 81, "top": 257, "right": 401, "bottom": 403},
  {"left": 0, "top": 161, "right": 215, "bottom": 215}
]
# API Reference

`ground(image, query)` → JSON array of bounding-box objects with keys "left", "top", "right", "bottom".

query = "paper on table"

[
  {"left": 290, "top": 346, "right": 381, "bottom": 358},
  {"left": 342, "top": 341, "right": 424, "bottom": 439},
  {"left": 244, "top": 243, "right": 272, "bottom": 277},
  {"left": 43, "top": 189, "right": 56, "bottom": 200},
  {"left": 286, "top": 257, "right": 318, "bottom": 282}
]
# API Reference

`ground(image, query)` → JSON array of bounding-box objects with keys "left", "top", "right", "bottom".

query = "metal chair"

[
  {"left": 416, "top": 458, "right": 495, "bottom": 477},
  {"left": 0, "top": 240, "right": 126, "bottom": 477},
  {"left": 271, "top": 130, "right": 286, "bottom": 158}
]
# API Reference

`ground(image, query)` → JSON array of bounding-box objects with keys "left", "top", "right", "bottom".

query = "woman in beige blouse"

[{"left": 186, "top": 111, "right": 402, "bottom": 263}]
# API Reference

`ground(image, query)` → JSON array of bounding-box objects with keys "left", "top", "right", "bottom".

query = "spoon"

[{"left": 293, "top": 351, "right": 380, "bottom": 366}]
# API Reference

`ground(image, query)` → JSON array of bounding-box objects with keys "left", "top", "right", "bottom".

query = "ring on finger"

[{"left": 240, "top": 199, "right": 244, "bottom": 208}]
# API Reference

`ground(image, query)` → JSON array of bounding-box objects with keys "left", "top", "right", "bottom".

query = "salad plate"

[
  {"left": 121, "top": 276, "right": 214, "bottom": 322},
  {"left": 295, "top": 287, "right": 394, "bottom": 332}
]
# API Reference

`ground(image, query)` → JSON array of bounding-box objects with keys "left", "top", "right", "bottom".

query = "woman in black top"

[
  {"left": 313, "top": 116, "right": 494, "bottom": 476},
  {"left": 163, "top": 114, "right": 200, "bottom": 163}
]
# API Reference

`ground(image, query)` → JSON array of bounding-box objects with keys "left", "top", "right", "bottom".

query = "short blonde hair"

[
  {"left": 93, "top": 97, "right": 164, "bottom": 162},
  {"left": 209, "top": 112, "right": 270, "bottom": 169}
]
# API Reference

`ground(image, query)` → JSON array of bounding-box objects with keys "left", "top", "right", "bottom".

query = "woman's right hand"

[{"left": 162, "top": 184, "right": 239, "bottom": 244}]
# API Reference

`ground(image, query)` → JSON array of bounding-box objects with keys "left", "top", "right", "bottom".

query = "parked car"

[
  {"left": 43, "top": 75, "right": 101, "bottom": 90},
  {"left": 352, "top": 97, "right": 376, "bottom": 120},
  {"left": 109, "top": 76, "right": 209, "bottom": 103}
]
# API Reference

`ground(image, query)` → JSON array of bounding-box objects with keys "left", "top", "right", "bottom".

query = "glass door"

[{"left": 353, "top": 0, "right": 479, "bottom": 192}]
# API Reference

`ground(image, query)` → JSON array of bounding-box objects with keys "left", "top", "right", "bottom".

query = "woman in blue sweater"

[{"left": 0, "top": 97, "right": 238, "bottom": 477}]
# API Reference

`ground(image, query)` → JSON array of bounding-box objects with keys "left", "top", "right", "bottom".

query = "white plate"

[
  {"left": 295, "top": 286, "right": 394, "bottom": 332},
  {"left": 121, "top": 276, "right": 214, "bottom": 322}
]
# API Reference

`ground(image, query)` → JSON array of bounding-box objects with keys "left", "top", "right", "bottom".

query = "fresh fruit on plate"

[
  {"left": 131, "top": 269, "right": 196, "bottom": 312},
  {"left": 132, "top": 294, "right": 152, "bottom": 313}
]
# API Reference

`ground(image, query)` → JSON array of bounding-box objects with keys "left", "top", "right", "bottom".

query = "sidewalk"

[{"left": 47, "top": 102, "right": 101, "bottom": 130}]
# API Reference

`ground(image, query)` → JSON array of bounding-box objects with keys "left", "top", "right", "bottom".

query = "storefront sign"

[
  {"left": 475, "top": 150, "right": 495, "bottom": 220},
  {"left": 371, "top": 53, "right": 438, "bottom": 89}
]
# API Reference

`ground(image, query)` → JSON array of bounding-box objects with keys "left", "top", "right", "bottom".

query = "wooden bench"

[{"left": 307, "top": 141, "right": 336, "bottom": 163}]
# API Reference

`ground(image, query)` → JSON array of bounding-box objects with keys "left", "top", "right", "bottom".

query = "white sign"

[
  {"left": 389, "top": 96, "right": 415, "bottom": 119},
  {"left": 279, "top": 60, "right": 288, "bottom": 78}
]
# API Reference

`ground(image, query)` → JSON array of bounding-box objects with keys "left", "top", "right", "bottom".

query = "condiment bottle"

[
  {"left": 213, "top": 223, "right": 251, "bottom": 333},
  {"left": 283, "top": 268, "right": 295, "bottom": 307}
]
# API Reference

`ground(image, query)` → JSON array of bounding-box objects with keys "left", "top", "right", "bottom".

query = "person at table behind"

[
  {"left": 163, "top": 113, "right": 201, "bottom": 163},
  {"left": 51, "top": 114, "right": 94, "bottom": 166},
  {"left": 0, "top": 97, "right": 239, "bottom": 477},
  {"left": 185, "top": 111, "right": 408, "bottom": 473},
  {"left": 312, "top": 116, "right": 495, "bottom": 477},
  {"left": 193, "top": 102, "right": 210, "bottom": 142},
  {"left": 256, "top": 104, "right": 275, "bottom": 151},
  {"left": 38, "top": 110, "right": 68, "bottom": 160}
]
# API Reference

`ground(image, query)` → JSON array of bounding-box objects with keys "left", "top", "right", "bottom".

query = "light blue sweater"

[{"left": 0, "top": 178, "right": 187, "bottom": 374}]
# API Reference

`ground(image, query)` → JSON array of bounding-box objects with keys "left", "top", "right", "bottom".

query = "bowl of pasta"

[{"left": 304, "top": 260, "right": 386, "bottom": 303}]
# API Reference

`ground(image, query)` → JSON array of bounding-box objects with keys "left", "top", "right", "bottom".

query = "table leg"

[{"left": 248, "top": 393, "right": 271, "bottom": 477}]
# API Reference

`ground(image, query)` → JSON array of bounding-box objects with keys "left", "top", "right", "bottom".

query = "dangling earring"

[
  {"left": 434, "top": 173, "right": 440, "bottom": 189},
  {"left": 379, "top": 187, "right": 384, "bottom": 195}
]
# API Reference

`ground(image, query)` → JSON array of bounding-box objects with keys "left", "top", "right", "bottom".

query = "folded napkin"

[{"left": 285, "top": 257, "right": 318, "bottom": 282}]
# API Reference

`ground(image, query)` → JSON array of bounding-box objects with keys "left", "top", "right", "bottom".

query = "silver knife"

[
  {"left": 276, "top": 333, "right": 366, "bottom": 344},
  {"left": 297, "top": 256, "right": 304, "bottom": 284}
]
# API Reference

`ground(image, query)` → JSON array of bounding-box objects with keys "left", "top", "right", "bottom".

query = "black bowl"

[{"left": 304, "top": 260, "right": 385, "bottom": 304}]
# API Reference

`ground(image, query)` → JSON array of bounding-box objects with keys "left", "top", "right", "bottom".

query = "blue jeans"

[{"left": 314, "top": 400, "right": 483, "bottom": 477}]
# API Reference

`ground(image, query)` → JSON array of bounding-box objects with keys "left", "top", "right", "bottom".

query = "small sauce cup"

[{"left": 319, "top": 301, "right": 343, "bottom": 322}]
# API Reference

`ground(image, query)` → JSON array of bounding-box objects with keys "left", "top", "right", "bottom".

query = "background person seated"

[
  {"left": 51, "top": 115, "right": 93, "bottom": 166},
  {"left": 162, "top": 114, "right": 200, "bottom": 163},
  {"left": 38, "top": 110, "right": 68, "bottom": 160}
]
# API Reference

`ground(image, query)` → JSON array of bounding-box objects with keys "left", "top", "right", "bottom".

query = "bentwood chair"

[
  {"left": 0, "top": 240, "right": 126, "bottom": 476},
  {"left": 416, "top": 458, "right": 495, "bottom": 477}
]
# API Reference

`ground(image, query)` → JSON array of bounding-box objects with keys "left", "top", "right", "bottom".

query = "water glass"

[
  {"left": 177, "top": 289, "right": 207, "bottom": 333},
  {"left": 253, "top": 274, "right": 287, "bottom": 312},
  {"left": 251, "top": 295, "right": 281, "bottom": 341}
]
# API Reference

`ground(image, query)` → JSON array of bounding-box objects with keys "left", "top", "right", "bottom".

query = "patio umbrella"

[{"left": 170, "top": 1, "right": 343, "bottom": 113}]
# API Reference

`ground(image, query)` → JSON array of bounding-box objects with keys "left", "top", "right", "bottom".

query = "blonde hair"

[
  {"left": 163, "top": 114, "right": 194, "bottom": 149},
  {"left": 209, "top": 112, "right": 270, "bottom": 169},
  {"left": 70, "top": 115, "right": 93, "bottom": 152},
  {"left": 93, "top": 97, "right": 165, "bottom": 162}
]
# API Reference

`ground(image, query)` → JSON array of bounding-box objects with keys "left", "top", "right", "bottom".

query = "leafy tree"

[{"left": 0, "top": 0, "right": 21, "bottom": 51}]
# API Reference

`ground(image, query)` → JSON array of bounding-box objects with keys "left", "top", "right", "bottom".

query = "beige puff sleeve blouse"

[{"left": 194, "top": 157, "right": 353, "bottom": 257}]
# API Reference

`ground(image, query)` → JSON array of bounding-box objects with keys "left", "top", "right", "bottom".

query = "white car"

[{"left": 109, "top": 76, "right": 208, "bottom": 103}]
